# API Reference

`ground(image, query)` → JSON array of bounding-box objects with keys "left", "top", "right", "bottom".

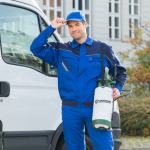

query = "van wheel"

[{"left": 60, "top": 135, "right": 94, "bottom": 150}]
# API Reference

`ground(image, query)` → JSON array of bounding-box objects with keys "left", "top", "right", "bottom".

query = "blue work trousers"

[{"left": 62, "top": 105, "right": 114, "bottom": 150}]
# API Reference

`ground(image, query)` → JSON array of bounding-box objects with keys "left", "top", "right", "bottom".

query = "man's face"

[{"left": 68, "top": 20, "right": 87, "bottom": 41}]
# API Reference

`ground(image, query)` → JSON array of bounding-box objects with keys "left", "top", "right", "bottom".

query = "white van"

[{"left": 0, "top": 0, "right": 122, "bottom": 150}]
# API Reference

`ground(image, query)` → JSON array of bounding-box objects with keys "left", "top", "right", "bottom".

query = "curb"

[{"left": 120, "top": 146, "right": 150, "bottom": 150}]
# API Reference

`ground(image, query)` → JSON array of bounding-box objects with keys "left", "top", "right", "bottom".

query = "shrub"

[{"left": 118, "top": 93, "right": 150, "bottom": 137}]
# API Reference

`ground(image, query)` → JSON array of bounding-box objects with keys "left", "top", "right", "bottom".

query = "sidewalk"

[{"left": 120, "top": 136, "right": 150, "bottom": 150}]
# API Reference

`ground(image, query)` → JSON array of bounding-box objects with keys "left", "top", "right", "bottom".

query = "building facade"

[{"left": 35, "top": 0, "right": 150, "bottom": 67}]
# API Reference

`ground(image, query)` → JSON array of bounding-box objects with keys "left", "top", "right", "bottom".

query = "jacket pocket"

[
  {"left": 62, "top": 61, "right": 69, "bottom": 72},
  {"left": 88, "top": 56, "right": 101, "bottom": 62},
  {"left": 62, "top": 51, "right": 78, "bottom": 73},
  {"left": 62, "top": 57, "right": 72, "bottom": 72},
  {"left": 86, "top": 55, "right": 101, "bottom": 78}
]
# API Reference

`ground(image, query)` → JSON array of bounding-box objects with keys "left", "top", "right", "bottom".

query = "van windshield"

[{"left": 0, "top": 4, "right": 44, "bottom": 72}]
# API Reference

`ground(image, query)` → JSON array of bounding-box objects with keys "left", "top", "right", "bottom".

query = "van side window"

[
  {"left": 41, "top": 18, "right": 58, "bottom": 76},
  {"left": 0, "top": 5, "right": 45, "bottom": 72}
]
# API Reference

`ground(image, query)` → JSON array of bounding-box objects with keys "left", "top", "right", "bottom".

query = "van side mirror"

[{"left": 0, "top": 81, "right": 10, "bottom": 97}]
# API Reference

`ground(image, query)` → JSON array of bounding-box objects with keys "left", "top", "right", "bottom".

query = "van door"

[
  {"left": 0, "top": 3, "right": 62, "bottom": 150},
  {"left": 0, "top": 121, "right": 2, "bottom": 150}
]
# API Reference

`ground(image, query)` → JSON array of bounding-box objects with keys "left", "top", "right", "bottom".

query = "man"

[{"left": 30, "top": 12, "right": 126, "bottom": 150}]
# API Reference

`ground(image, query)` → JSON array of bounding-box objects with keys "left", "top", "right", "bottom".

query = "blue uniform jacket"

[{"left": 30, "top": 25, "right": 126, "bottom": 107}]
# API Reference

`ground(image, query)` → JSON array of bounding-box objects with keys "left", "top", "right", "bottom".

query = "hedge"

[{"left": 118, "top": 93, "right": 150, "bottom": 137}]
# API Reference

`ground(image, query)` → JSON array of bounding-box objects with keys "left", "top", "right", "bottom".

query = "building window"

[
  {"left": 109, "top": 0, "right": 121, "bottom": 40},
  {"left": 43, "top": 0, "right": 46, "bottom": 5},
  {"left": 43, "top": 0, "right": 64, "bottom": 36},
  {"left": 72, "top": 0, "right": 91, "bottom": 36},
  {"left": 73, "top": 0, "right": 75, "bottom": 8},
  {"left": 129, "top": 0, "right": 140, "bottom": 38}
]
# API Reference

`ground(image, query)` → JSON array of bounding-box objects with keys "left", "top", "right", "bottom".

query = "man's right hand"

[{"left": 51, "top": 18, "right": 67, "bottom": 29}]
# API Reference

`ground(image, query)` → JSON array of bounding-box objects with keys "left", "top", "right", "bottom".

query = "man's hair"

[
  {"left": 81, "top": 21, "right": 85, "bottom": 25},
  {"left": 67, "top": 20, "right": 86, "bottom": 25}
]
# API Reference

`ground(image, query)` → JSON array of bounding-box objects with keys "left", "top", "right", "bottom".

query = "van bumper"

[{"left": 112, "top": 128, "right": 122, "bottom": 150}]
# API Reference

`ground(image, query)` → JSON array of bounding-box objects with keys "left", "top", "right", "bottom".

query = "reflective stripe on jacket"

[{"left": 30, "top": 25, "right": 126, "bottom": 107}]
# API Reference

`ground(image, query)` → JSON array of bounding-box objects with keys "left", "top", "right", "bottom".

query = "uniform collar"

[{"left": 72, "top": 35, "right": 93, "bottom": 49}]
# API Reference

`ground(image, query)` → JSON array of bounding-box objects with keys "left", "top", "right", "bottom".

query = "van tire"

[{"left": 60, "top": 135, "right": 94, "bottom": 150}]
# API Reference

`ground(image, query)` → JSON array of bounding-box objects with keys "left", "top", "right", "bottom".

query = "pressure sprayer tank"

[{"left": 92, "top": 70, "right": 116, "bottom": 130}]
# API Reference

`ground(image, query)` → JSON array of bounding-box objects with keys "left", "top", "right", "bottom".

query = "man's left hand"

[{"left": 112, "top": 88, "right": 120, "bottom": 100}]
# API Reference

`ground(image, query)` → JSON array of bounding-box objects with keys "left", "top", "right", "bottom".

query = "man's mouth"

[{"left": 73, "top": 32, "right": 79, "bottom": 35}]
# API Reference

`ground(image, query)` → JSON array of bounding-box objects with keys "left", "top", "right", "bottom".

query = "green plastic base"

[{"left": 92, "top": 119, "right": 111, "bottom": 130}]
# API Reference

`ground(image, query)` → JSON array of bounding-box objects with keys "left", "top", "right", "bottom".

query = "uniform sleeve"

[
  {"left": 104, "top": 43, "right": 127, "bottom": 92},
  {"left": 30, "top": 25, "right": 60, "bottom": 68}
]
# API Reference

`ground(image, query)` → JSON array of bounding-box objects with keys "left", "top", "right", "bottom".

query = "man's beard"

[{"left": 72, "top": 33, "right": 84, "bottom": 41}]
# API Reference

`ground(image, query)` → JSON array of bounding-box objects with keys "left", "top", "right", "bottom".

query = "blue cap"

[{"left": 66, "top": 12, "right": 86, "bottom": 24}]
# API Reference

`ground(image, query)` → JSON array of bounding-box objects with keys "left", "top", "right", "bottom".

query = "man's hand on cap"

[{"left": 51, "top": 18, "right": 67, "bottom": 29}]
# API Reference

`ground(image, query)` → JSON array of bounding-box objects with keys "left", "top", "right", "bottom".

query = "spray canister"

[{"left": 92, "top": 42, "right": 117, "bottom": 130}]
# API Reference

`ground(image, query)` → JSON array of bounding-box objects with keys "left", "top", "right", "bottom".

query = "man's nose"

[{"left": 72, "top": 26, "right": 77, "bottom": 31}]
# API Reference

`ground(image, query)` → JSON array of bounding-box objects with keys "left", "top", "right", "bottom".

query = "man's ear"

[{"left": 85, "top": 22, "right": 88, "bottom": 28}]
